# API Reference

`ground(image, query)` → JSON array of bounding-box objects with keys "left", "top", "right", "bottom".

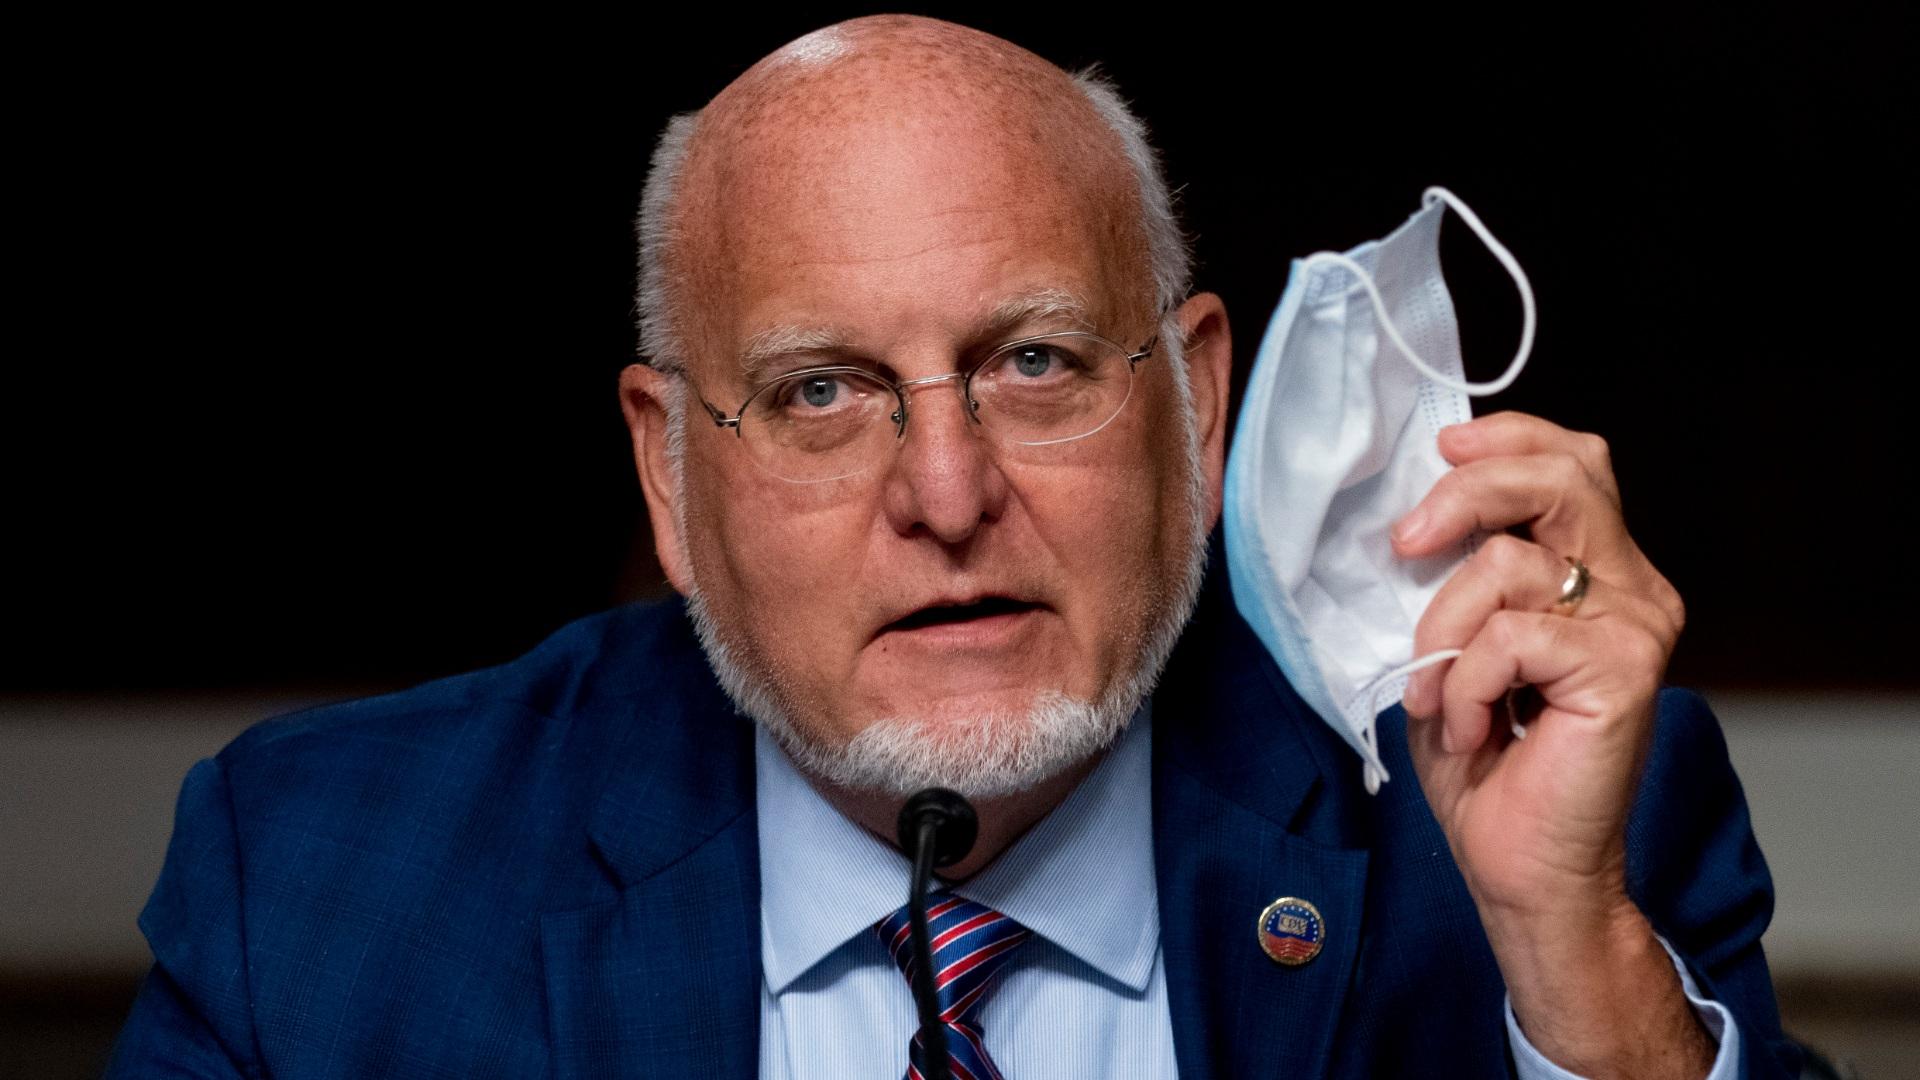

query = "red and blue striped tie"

[{"left": 877, "top": 893, "right": 1033, "bottom": 1080}]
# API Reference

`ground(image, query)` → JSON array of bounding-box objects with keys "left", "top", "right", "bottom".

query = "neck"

[{"left": 802, "top": 754, "right": 1107, "bottom": 881}]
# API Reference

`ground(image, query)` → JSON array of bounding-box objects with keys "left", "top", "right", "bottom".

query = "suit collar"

[{"left": 580, "top": 601, "right": 755, "bottom": 888}]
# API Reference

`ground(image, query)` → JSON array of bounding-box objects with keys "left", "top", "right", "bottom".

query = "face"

[{"left": 625, "top": 72, "right": 1230, "bottom": 798}]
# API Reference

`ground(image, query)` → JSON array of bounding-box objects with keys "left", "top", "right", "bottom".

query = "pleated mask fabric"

[{"left": 1224, "top": 187, "right": 1535, "bottom": 792}]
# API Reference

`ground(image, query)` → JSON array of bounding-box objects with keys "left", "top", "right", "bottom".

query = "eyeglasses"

[{"left": 688, "top": 328, "right": 1160, "bottom": 483}]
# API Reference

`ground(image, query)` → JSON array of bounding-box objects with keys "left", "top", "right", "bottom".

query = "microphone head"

[{"left": 897, "top": 788, "right": 978, "bottom": 869}]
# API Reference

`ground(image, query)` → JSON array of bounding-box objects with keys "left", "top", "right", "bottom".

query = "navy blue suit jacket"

[{"left": 108, "top": 564, "right": 1800, "bottom": 1078}]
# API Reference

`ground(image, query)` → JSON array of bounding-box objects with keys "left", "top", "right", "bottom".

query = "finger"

[
  {"left": 1401, "top": 534, "right": 1668, "bottom": 719},
  {"left": 1403, "top": 704, "right": 1507, "bottom": 820},
  {"left": 1436, "top": 610, "right": 1664, "bottom": 756},
  {"left": 1391, "top": 453, "right": 1628, "bottom": 572},
  {"left": 1436, "top": 411, "right": 1620, "bottom": 504},
  {"left": 1394, "top": 453, "right": 1685, "bottom": 633}
]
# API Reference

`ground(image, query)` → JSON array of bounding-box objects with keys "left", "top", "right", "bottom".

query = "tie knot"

[{"left": 876, "top": 893, "right": 1032, "bottom": 1026}]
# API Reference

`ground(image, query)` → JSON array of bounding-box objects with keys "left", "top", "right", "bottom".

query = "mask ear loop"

[
  {"left": 1298, "top": 185, "right": 1536, "bottom": 396},
  {"left": 1354, "top": 648, "right": 1482, "bottom": 794},
  {"left": 1305, "top": 188, "right": 1538, "bottom": 790}
]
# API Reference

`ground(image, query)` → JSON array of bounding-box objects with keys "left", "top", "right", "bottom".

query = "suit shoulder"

[
  {"left": 196, "top": 599, "right": 723, "bottom": 899},
  {"left": 218, "top": 597, "right": 701, "bottom": 767},
  {"left": 129, "top": 599, "right": 721, "bottom": 1078}
]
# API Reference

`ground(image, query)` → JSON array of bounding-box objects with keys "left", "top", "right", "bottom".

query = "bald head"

[
  {"left": 637, "top": 16, "right": 1189, "bottom": 378},
  {"left": 702, "top": 16, "right": 1115, "bottom": 160}
]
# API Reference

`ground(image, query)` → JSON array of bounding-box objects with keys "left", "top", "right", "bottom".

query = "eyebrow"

[
  {"left": 735, "top": 286, "right": 1097, "bottom": 386},
  {"left": 983, "top": 287, "right": 1096, "bottom": 337},
  {"left": 738, "top": 324, "right": 853, "bottom": 385}
]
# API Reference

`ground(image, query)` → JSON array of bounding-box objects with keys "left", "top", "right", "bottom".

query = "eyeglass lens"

[{"left": 739, "top": 333, "right": 1135, "bottom": 483}]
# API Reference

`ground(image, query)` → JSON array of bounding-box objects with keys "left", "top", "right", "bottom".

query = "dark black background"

[{"left": 12, "top": 5, "right": 1913, "bottom": 692}]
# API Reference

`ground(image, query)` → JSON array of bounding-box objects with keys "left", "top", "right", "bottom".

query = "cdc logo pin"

[{"left": 1257, "top": 897, "right": 1325, "bottom": 966}]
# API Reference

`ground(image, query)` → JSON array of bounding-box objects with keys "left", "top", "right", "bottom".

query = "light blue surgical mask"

[{"left": 1224, "top": 187, "right": 1535, "bottom": 792}]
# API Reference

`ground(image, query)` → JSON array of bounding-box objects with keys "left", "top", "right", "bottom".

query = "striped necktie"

[{"left": 876, "top": 893, "right": 1033, "bottom": 1080}]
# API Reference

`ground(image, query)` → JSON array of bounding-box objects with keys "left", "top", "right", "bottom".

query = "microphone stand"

[{"left": 897, "top": 789, "right": 977, "bottom": 1080}]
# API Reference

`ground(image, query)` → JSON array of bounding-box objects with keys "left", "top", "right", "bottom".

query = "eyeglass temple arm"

[
  {"left": 699, "top": 396, "right": 741, "bottom": 430},
  {"left": 1130, "top": 296, "right": 1193, "bottom": 367}
]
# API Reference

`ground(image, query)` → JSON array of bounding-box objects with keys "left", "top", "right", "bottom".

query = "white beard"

[
  {"left": 683, "top": 557, "right": 1198, "bottom": 798},
  {"left": 669, "top": 319, "right": 1209, "bottom": 800},
  {"left": 684, "top": 580, "right": 1196, "bottom": 798}
]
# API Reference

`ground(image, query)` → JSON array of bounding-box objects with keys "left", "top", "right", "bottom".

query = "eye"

[
  {"left": 1003, "top": 343, "right": 1077, "bottom": 379},
  {"left": 797, "top": 376, "right": 839, "bottom": 408},
  {"left": 759, "top": 370, "right": 873, "bottom": 420}
]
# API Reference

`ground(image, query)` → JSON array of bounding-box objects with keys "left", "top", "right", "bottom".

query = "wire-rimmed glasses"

[{"left": 691, "top": 328, "right": 1159, "bottom": 483}]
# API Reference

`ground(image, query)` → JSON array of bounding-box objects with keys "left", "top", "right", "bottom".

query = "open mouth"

[{"left": 881, "top": 596, "right": 1042, "bottom": 634}]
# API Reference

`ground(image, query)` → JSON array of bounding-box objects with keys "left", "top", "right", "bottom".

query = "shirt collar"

[{"left": 755, "top": 705, "right": 1159, "bottom": 996}]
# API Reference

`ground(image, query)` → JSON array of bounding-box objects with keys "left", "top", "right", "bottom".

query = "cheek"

[
  {"left": 685, "top": 457, "right": 880, "bottom": 645},
  {"left": 1005, "top": 428, "right": 1172, "bottom": 615},
  {"left": 1063, "top": 402, "right": 1198, "bottom": 628}
]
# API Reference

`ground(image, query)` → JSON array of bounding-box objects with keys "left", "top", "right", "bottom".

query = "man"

[{"left": 110, "top": 15, "right": 1798, "bottom": 1079}]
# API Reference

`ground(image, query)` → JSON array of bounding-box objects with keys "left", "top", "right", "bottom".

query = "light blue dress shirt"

[{"left": 754, "top": 707, "right": 1736, "bottom": 1079}]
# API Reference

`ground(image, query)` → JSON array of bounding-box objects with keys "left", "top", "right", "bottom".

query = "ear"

[
  {"left": 1174, "top": 292, "right": 1233, "bottom": 531},
  {"left": 618, "top": 363, "right": 695, "bottom": 596}
]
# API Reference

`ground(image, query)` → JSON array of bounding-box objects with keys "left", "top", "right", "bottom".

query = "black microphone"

[{"left": 896, "top": 788, "right": 978, "bottom": 1080}]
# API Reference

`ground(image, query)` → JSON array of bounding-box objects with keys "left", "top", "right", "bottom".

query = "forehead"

[{"left": 677, "top": 64, "right": 1147, "bottom": 375}]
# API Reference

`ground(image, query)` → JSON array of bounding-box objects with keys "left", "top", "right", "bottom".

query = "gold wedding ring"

[{"left": 1552, "top": 557, "right": 1591, "bottom": 615}]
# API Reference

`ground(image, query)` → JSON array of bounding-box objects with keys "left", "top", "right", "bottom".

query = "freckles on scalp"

[{"left": 663, "top": 15, "right": 1157, "bottom": 366}]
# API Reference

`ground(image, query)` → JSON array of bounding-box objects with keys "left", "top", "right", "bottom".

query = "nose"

[{"left": 880, "top": 374, "right": 1009, "bottom": 545}]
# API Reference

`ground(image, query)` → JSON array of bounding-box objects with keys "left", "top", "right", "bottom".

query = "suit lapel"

[
  {"left": 1153, "top": 556, "right": 1374, "bottom": 1080},
  {"left": 541, "top": 812, "right": 760, "bottom": 1079},
  {"left": 1154, "top": 764, "right": 1370, "bottom": 1080},
  {"left": 540, "top": 611, "right": 762, "bottom": 1079}
]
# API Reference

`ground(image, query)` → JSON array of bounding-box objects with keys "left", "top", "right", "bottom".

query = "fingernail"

[{"left": 1393, "top": 508, "right": 1429, "bottom": 545}]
